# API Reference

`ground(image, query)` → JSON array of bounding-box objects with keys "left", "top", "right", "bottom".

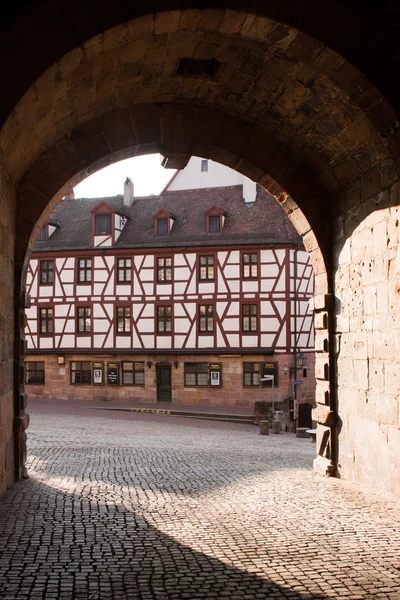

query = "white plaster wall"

[
  {"left": 224, "top": 265, "right": 240, "bottom": 278},
  {"left": 198, "top": 336, "right": 214, "bottom": 348},
  {"left": 242, "top": 336, "right": 258, "bottom": 347},
  {"left": 142, "top": 335, "right": 155, "bottom": 348},
  {"left": 166, "top": 157, "right": 243, "bottom": 191},
  {"left": 94, "top": 235, "right": 111, "bottom": 247},
  {"left": 137, "top": 320, "right": 154, "bottom": 333},
  {"left": 60, "top": 334, "right": 75, "bottom": 347},
  {"left": 174, "top": 319, "right": 190, "bottom": 333},
  {"left": 199, "top": 283, "right": 214, "bottom": 294},
  {"left": 227, "top": 334, "right": 240, "bottom": 346},
  {"left": 157, "top": 284, "right": 172, "bottom": 295},
  {"left": 223, "top": 318, "right": 240, "bottom": 331},
  {"left": 157, "top": 336, "right": 172, "bottom": 349}
]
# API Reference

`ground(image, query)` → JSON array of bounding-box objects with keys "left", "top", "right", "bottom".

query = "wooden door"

[
  {"left": 157, "top": 365, "right": 172, "bottom": 402},
  {"left": 298, "top": 402, "right": 312, "bottom": 428}
]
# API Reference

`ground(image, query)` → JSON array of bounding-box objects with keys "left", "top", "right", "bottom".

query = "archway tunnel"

[{"left": 0, "top": 4, "right": 399, "bottom": 498}]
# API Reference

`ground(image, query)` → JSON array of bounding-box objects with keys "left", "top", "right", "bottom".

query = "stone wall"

[
  {"left": 25, "top": 353, "right": 315, "bottom": 408},
  {"left": 334, "top": 169, "right": 400, "bottom": 497},
  {"left": 0, "top": 165, "right": 16, "bottom": 493}
]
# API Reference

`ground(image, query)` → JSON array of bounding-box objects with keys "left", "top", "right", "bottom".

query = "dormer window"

[
  {"left": 91, "top": 201, "right": 128, "bottom": 247},
  {"left": 157, "top": 218, "right": 168, "bottom": 235},
  {"left": 153, "top": 209, "right": 175, "bottom": 236},
  {"left": 95, "top": 214, "right": 111, "bottom": 235},
  {"left": 37, "top": 226, "right": 47, "bottom": 242},
  {"left": 209, "top": 215, "right": 220, "bottom": 233},
  {"left": 36, "top": 220, "right": 60, "bottom": 243},
  {"left": 206, "top": 207, "right": 226, "bottom": 234}
]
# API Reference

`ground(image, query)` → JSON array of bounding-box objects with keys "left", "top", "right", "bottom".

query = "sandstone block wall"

[
  {"left": 25, "top": 353, "right": 315, "bottom": 409},
  {"left": 334, "top": 173, "right": 400, "bottom": 497},
  {"left": 0, "top": 165, "right": 16, "bottom": 493}
]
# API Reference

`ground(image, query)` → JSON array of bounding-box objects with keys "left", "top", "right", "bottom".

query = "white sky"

[{"left": 74, "top": 154, "right": 176, "bottom": 198}]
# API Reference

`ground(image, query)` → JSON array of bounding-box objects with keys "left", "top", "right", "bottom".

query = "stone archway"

[{"left": 0, "top": 7, "right": 399, "bottom": 495}]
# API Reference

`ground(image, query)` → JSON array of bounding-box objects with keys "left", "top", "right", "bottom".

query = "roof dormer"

[
  {"left": 153, "top": 209, "right": 176, "bottom": 236},
  {"left": 91, "top": 202, "right": 128, "bottom": 247},
  {"left": 205, "top": 206, "right": 226, "bottom": 234},
  {"left": 37, "top": 219, "right": 60, "bottom": 243}
]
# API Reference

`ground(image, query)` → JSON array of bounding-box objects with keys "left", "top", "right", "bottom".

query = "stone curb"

[{"left": 91, "top": 406, "right": 255, "bottom": 424}]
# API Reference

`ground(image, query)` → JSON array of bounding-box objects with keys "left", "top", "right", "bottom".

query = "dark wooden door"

[
  {"left": 298, "top": 403, "right": 312, "bottom": 428},
  {"left": 157, "top": 365, "right": 172, "bottom": 402}
]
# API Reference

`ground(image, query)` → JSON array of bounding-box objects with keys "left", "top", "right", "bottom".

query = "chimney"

[
  {"left": 242, "top": 178, "right": 257, "bottom": 203},
  {"left": 124, "top": 177, "right": 134, "bottom": 206},
  {"left": 64, "top": 188, "right": 75, "bottom": 201}
]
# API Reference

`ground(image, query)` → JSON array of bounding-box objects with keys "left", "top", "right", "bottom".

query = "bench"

[{"left": 306, "top": 428, "right": 317, "bottom": 442}]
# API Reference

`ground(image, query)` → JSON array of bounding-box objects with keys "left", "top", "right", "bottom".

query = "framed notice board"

[
  {"left": 93, "top": 362, "right": 104, "bottom": 385},
  {"left": 261, "top": 362, "right": 278, "bottom": 387},
  {"left": 209, "top": 363, "right": 222, "bottom": 387},
  {"left": 107, "top": 362, "right": 119, "bottom": 386}
]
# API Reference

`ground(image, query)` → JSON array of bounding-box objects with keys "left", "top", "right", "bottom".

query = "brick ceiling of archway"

[
  {"left": 1, "top": 1, "right": 399, "bottom": 127},
  {"left": 3, "top": 9, "right": 398, "bottom": 190}
]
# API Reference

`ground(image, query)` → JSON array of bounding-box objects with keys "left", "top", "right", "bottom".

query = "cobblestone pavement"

[{"left": 0, "top": 406, "right": 400, "bottom": 600}]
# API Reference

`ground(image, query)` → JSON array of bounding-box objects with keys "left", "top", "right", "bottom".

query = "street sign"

[{"left": 293, "top": 379, "right": 303, "bottom": 385}]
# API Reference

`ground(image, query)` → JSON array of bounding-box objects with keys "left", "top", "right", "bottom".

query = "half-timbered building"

[{"left": 25, "top": 158, "right": 315, "bottom": 415}]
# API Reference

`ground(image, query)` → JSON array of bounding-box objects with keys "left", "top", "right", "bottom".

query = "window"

[
  {"left": 78, "top": 258, "right": 92, "bottom": 283},
  {"left": 122, "top": 362, "right": 145, "bottom": 385},
  {"left": 40, "top": 260, "right": 54, "bottom": 285},
  {"left": 243, "top": 362, "right": 260, "bottom": 387},
  {"left": 157, "top": 218, "right": 168, "bottom": 235},
  {"left": 242, "top": 253, "right": 258, "bottom": 278},
  {"left": 157, "top": 257, "right": 172, "bottom": 282},
  {"left": 117, "top": 258, "right": 131, "bottom": 283},
  {"left": 70, "top": 361, "right": 92, "bottom": 385},
  {"left": 199, "top": 304, "right": 214, "bottom": 332},
  {"left": 242, "top": 304, "right": 258, "bottom": 332},
  {"left": 157, "top": 305, "right": 172, "bottom": 333},
  {"left": 208, "top": 215, "right": 220, "bottom": 233},
  {"left": 201, "top": 159, "right": 208, "bottom": 172},
  {"left": 153, "top": 210, "right": 173, "bottom": 236},
  {"left": 184, "top": 363, "right": 209, "bottom": 386},
  {"left": 39, "top": 307, "right": 53, "bottom": 335},
  {"left": 95, "top": 214, "right": 111, "bottom": 234},
  {"left": 117, "top": 306, "right": 131, "bottom": 334},
  {"left": 37, "top": 226, "right": 47, "bottom": 242},
  {"left": 199, "top": 255, "right": 215, "bottom": 281},
  {"left": 25, "top": 362, "right": 45, "bottom": 385},
  {"left": 303, "top": 368, "right": 308, "bottom": 378},
  {"left": 77, "top": 306, "right": 91, "bottom": 333}
]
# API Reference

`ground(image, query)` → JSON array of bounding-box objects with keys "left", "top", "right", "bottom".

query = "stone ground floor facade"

[
  {"left": 25, "top": 352, "right": 316, "bottom": 412},
  {"left": 0, "top": 403, "right": 399, "bottom": 600}
]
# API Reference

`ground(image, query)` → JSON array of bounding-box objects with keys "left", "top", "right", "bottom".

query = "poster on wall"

[
  {"left": 210, "top": 363, "right": 222, "bottom": 386},
  {"left": 261, "top": 362, "right": 278, "bottom": 387},
  {"left": 107, "top": 362, "right": 119, "bottom": 386},
  {"left": 93, "top": 362, "right": 104, "bottom": 385}
]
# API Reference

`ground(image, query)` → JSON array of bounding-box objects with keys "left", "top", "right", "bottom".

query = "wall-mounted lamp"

[
  {"left": 174, "top": 361, "right": 179, "bottom": 369},
  {"left": 283, "top": 366, "right": 288, "bottom": 375},
  {"left": 290, "top": 353, "right": 308, "bottom": 377},
  {"left": 147, "top": 361, "right": 152, "bottom": 369},
  {"left": 296, "top": 353, "right": 308, "bottom": 369}
]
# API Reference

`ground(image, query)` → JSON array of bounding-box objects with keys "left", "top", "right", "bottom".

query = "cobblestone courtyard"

[{"left": 0, "top": 404, "right": 400, "bottom": 599}]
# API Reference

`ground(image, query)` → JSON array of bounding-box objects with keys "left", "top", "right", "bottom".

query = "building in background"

[{"left": 24, "top": 158, "right": 315, "bottom": 420}]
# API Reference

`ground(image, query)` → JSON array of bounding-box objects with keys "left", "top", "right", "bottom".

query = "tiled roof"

[{"left": 34, "top": 185, "right": 302, "bottom": 252}]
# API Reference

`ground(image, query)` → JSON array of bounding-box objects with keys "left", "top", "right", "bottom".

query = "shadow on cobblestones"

[
  {"left": 2, "top": 411, "right": 400, "bottom": 599},
  {"left": 0, "top": 478, "right": 329, "bottom": 600}
]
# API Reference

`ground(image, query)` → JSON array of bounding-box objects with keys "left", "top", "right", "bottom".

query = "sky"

[{"left": 74, "top": 154, "right": 176, "bottom": 198}]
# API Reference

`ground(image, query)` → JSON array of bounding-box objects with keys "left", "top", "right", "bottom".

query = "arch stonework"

[{"left": 0, "top": 8, "right": 399, "bottom": 495}]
